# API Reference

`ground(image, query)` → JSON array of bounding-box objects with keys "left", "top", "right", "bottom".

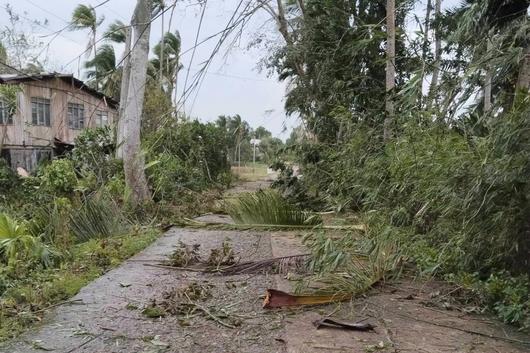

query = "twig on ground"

[
  {"left": 143, "top": 263, "right": 205, "bottom": 272},
  {"left": 65, "top": 333, "right": 103, "bottom": 353},
  {"left": 187, "top": 302, "right": 237, "bottom": 329},
  {"left": 33, "top": 299, "right": 84, "bottom": 313},
  {"left": 394, "top": 312, "right": 530, "bottom": 346}
]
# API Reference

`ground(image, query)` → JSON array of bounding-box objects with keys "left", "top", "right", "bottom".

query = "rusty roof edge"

[{"left": 0, "top": 72, "right": 119, "bottom": 109}]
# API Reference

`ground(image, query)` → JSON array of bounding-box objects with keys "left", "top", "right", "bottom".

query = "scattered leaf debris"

[
  {"left": 165, "top": 241, "right": 201, "bottom": 267},
  {"left": 313, "top": 318, "right": 376, "bottom": 332}
]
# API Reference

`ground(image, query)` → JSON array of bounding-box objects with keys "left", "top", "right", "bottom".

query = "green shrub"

[
  {"left": 0, "top": 159, "right": 19, "bottom": 196},
  {"left": 0, "top": 213, "right": 57, "bottom": 268},
  {"left": 72, "top": 126, "right": 121, "bottom": 185},
  {"left": 144, "top": 120, "right": 230, "bottom": 192},
  {"left": 147, "top": 152, "right": 203, "bottom": 200},
  {"left": 69, "top": 195, "right": 129, "bottom": 242},
  {"left": 38, "top": 159, "right": 77, "bottom": 194},
  {"left": 226, "top": 189, "right": 322, "bottom": 225}
]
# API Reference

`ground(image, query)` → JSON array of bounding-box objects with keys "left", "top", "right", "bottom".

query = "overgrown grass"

[
  {"left": 226, "top": 189, "right": 321, "bottom": 225},
  {"left": 70, "top": 195, "right": 130, "bottom": 242},
  {"left": 299, "top": 227, "right": 403, "bottom": 296},
  {"left": 0, "top": 228, "right": 159, "bottom": 342},
  {"left": 231, "top": 164, "right": 269, "bottom": 182}
]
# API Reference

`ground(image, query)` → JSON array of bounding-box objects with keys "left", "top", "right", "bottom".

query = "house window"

[
  {"left": 31, "top": 97, "right": 51, "bottom": 126},
  {"left": 0, "top": 101, "right": 13, "bottom": 125},
  {"left": 68, "top": 103, "right": 84, "bottom": 129},
  {"left": 96, "top": 110, "right": 108, "bottom": 127}
]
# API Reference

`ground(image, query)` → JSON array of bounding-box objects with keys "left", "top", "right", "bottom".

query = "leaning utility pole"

[
  {"left": 384, "top": 0, "right": 396, "bottom": 141},
  {"left": 119, "top": 0, "right": 153, "bottom": 205}
]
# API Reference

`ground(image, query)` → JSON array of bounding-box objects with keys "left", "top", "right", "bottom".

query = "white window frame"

[
  {"left": 68, "top": 102, "right": 85, "bottom": 129},
  {"left": 0, "top": 100, "right": 13, "bottom": 125},
  {"left": 95, "top": 110, "right": 109, "bottom": 127},
  {"left": 31, "top": 97, "right": 51, "bottom": 126}
]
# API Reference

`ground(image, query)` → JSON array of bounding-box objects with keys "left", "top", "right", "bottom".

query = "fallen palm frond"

[
  {"left": 313, "top": 318, "right": 376, "bottom": 331},
  {"left": 206, "top": 238, "right": 236, "bottom": 270},
  {"left": 297, "top": 229, "right": 404, "bottom": 299},
  {"left": 225, "top": 190, "right": 322, "bottom": 226},
  {"left": 173, "top": 218, "right": 366, "bottom": 231},
  {"left": 218, "top": 253, "right": 311, "bottom": 275},
  {"left": 70, "top": 195, "right": 129, "bottom": 242},
  {"left": 263, "top": 289, "right": 352, "bottom": 308},
  {"left": 165, "top": 241, "right": 201, "bottom": 267}
]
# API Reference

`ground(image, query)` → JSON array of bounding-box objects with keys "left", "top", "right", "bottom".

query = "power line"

[
  {"left": 0, "top": 4, "right": 79, "bottom": 45},
  {"left": 182, "top": 0, "right": 208, "bottom": 113},
  {"left": 22, "top": 0, "right": 70, "bottom": 25},
  {"left": 186, "top": 68, "right": 273, "bottom": 82}
]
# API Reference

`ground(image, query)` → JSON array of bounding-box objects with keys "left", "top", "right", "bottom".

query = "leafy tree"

[
  {"left": 84, "top": 44, "right": 121, "bottom": 98},
  {"left": 104, "top": 20, "right": 127, "bottom": 43},
  {"left": 70, "top": 4, "right": 104, "bottom": 61},
  {"left": 149, "top": 31, "right": 183, "bottom": 99}
]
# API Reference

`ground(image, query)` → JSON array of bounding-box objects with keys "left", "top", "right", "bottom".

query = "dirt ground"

[{"left": 1, "top": 178, "right": 529, "bottom": 353}]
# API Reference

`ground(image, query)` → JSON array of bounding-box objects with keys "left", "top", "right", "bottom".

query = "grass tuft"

[{"left": 225, "top": 189, "right": 321, "bottom": 226}]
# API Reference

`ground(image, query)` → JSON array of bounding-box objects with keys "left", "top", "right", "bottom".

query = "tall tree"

[
  {"left": 84, "top": 44, "right": 121, "bottom": 98},
  {"left": 104, "top": 20, "right": 127, "bottom": 43},
  {"left": 149, "top": 32, "right": 182, "bottom": 100},
  {"left": 516, "top": 45, "right": 530, "bottom": 93},
  {"left": 427, "top": 0, "right": 442, "bottom": 110},
  {"left": 118, "top": 0, "right": 153, "bottom": 205},
  {"left": 70, "top": 4, "right": 103, "bottom": 62},
  {"left": 384, "top": 0, "right": 396, "bottom": 141},
  {"left": 71, "top": 4, "right": 104, "bottom": 85}
]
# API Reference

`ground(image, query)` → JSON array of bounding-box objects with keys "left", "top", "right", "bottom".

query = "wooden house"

[{"left": 0, "top": 73, "right": 119, "bottom": 172}]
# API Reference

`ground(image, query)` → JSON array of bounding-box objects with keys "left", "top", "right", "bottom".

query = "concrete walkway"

[{"left": 2, "top": 178, "right": 529, "bottom": 353}]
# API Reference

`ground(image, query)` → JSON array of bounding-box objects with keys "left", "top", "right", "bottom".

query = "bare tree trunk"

[
  {"left": 419, "top": 0, "right": 432, "bottom": 107},
  {"left": 427, "top": 0, "right": 441, "bottom": 111},
  {"left": 262, "top": 0, "right": 305, "bottom": 78},
  {"left": 296, "top": 0, "right": 305, "bottom": 17},
  {"left": 484, "top": 70, "right": 492, "bottom": 112},
  {"left": 160, "top": 0, "right": 165, "bottom": 85},
  {"left": 116, "top": 26, "right": 132, "bottom": 159},
  {"left": 384, "top": 0, "right": 396, "bottom": 141},
  {"left": 516, "top": 44, "right": 530, "bottom": 92},
  {"left": 483, "top": 39, "right": 493, "bottom": 112},
  {"left": 121, "top": 0, "right": 152, "bottom": 205}
]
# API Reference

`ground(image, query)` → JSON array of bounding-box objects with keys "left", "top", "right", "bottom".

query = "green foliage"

[
  {"left": 0, "top": 228, "right": 159, "bottom": 342},
  {"left": 69, "top": 195, "right": 129, "bottom": 242},
  {"left": 145, "top": 119, "right": 231, "bottom": 195},
  {"left": 0, "top": 84, "right": 21, "bottom": 116},
  {"left": 142, "top": 82, "right": 174, "bottom": 136},
  {"left": 72, "top": 126, "right": 120, "bottom": 185},
  {"left": 484, "top": 272, "right": 529, "bottom": 328},
  {"left": 301, "top": 227, "right": 403, "bottom": 296},
  {"left": 38, "top": 159, "right": 77, "bottom": 194},
  {"left": 28, "top": 198, "right": 73, "bottom": 249},
  {"left": 449, "top": 271, "right": 530, "bottom": 329},
  {"left": 0, "top": 159, "right": 19, "bottom": 196},
  {"left": 0, "top": 213, "right": 56, "bottom": 268},
  {"left": 226, "top": 189, "right": 321, "bottom": 225},
  {"left": 147, "top": 152, "right": 203, "bottom": 200}
]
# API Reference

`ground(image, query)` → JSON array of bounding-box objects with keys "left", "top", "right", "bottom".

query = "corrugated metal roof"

[{"left": 0, "top": 72, "right": 119, "bottom": 109}]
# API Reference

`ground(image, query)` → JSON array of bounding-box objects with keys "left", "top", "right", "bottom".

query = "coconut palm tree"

[
  {"left": 84, "top": 44, "right": 121, "bottom": 98},
  {"left": 104, "top": 20, "right": 127, "bottom": 44},
  {"left": 227, "top": 115, "right": 250, "bottom": 167},
  {"left": 149, "top": 31, "right": 183, "bottom": 99},
  {"left": 70, "top": 4, "right": 104, "bottom": 59}
]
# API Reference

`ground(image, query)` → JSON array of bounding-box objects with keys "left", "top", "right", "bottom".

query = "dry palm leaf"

[
  {"left": 218, "top": 254, "right": 311, "bottom": 275},
  {"left": 263, "top": 289, "right": 352, "bottom": 308},
  {"left": 225, "top": 190, "right": 322, "bottom": 226}
]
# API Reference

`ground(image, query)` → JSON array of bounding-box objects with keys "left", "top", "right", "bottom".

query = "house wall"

[{"left": 1, "top": 78, "right": 117, "bottom": 148}]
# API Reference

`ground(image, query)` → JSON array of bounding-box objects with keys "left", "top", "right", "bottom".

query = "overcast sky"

[
  {"left": 1, "top": 0, "right": 460, "bottom": 140},
  {"left": 1, "top": 0, "right": 291, "bottom": 138}
]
